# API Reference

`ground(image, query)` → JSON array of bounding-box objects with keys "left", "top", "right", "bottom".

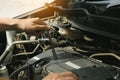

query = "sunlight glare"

[{"left": 0, "top": 0, "right": 54, "bottom": 18}]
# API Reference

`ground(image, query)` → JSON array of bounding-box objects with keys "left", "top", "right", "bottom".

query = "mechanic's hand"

[
  {"left": 16, "top": 18, "right": 50, "bottom": 33},
  {"left": 0, "top": 77, "right": 9, "bottom": 80},
  {"left": 42, "top": 71, "right": 78, "bottom": 80}
]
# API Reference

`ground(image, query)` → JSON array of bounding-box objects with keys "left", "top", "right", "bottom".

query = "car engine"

[{"left": 0, "top": 0, "right": 120, "bottom": 80}]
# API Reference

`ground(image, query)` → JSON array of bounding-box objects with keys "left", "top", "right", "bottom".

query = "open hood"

[{"left": 0, "top": 0, "right": 54, "bottom": 18}]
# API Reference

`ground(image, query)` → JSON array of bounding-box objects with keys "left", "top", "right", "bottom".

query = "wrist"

[
  {"left": 0, "top": 18, "right": 20, "bottom": 32},
  {"left": 9, "top": 19, "right": 20, "bottom": 32}
]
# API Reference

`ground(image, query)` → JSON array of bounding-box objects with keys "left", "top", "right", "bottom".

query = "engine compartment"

[{"left": 0, "top": 0, "right": 120, "bottom": 80}]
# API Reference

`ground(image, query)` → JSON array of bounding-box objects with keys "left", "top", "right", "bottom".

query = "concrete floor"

[{"left": 0, "top": 0, "right": 54, "bottom": 18}]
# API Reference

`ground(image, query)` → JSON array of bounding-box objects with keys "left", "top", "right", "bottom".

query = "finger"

[
  {"left": 33, "top": 18, "right": 46, "bottom": 25},
  {"left": 34, "top": 25, "right": 51, "bottom": 30},
  {"left": 56, "top": 77, "right": 76, "bottom": 80},
  {"left": 61, "top": 72, "right": 75, "bottom": 76},
  {"left": 57, "top": 77, "right": 78, "bottom": 80},
  {"left": 60, "top": 72, "right": 78, "bottom": 79}
]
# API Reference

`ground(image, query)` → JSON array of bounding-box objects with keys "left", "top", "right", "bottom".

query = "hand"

[
  {"left": 16, "top": 18, "right": 50, "bottom": 33},
  {"left": 0, "top": 77, "right": 9, "bottom": 80},
  {"left": 42, "top": 71, "right": 78, "bottom": 80}
]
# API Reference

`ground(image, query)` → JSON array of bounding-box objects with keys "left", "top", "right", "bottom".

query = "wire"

[
  {"left": 10, "top": 57, "right": 49, "bottom": 78},
  {"left": 47, "top": 31, "right": 57, "bottom": 60}
]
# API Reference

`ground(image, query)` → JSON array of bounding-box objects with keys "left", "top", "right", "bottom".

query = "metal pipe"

[
  {"left": 0, "top": 39, "right": 49, "bottom": 65},
  {"left": 90, "top": 53, "right": 120, "bottom": 61}
]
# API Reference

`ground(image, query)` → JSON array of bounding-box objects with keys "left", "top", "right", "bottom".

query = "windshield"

[{"left": 0, "top": 0, "right": 54, "bottom": 18}]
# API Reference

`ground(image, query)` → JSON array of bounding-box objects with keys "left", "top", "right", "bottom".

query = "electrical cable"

[{"left": 10, "top": 57, "right": 49, "bottom": 78}]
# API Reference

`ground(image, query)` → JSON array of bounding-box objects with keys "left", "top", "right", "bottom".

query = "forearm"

[
  {"left": 0, "top": 18, "right": 18, "bottom": 32},
  {"left": 0, "top": 18, "right": 50, "bottom": 33}
]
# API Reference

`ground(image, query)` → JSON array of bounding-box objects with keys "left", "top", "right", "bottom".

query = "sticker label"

[
  {"left": 33, "top": 56, "right": 40, "bottom": 60},
  {"left": 65, "top": 61, "right": 81, "bottom": 69}
]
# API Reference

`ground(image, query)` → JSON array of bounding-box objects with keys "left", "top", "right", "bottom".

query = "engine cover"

[
  {"left": 33, "top": 47, "right": 120, "bottom": 80},
  {"left": 44, "top": 58, "right": 119, "bottom": 80}
]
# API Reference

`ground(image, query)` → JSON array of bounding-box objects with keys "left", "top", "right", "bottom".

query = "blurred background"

[{"left": 0, "top": 0, "right": 54, "bottom": 18}]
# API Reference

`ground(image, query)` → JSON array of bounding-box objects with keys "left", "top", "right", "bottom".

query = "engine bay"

[{"left": 0, "top": 0, "right": 120, "bottom": 80}]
